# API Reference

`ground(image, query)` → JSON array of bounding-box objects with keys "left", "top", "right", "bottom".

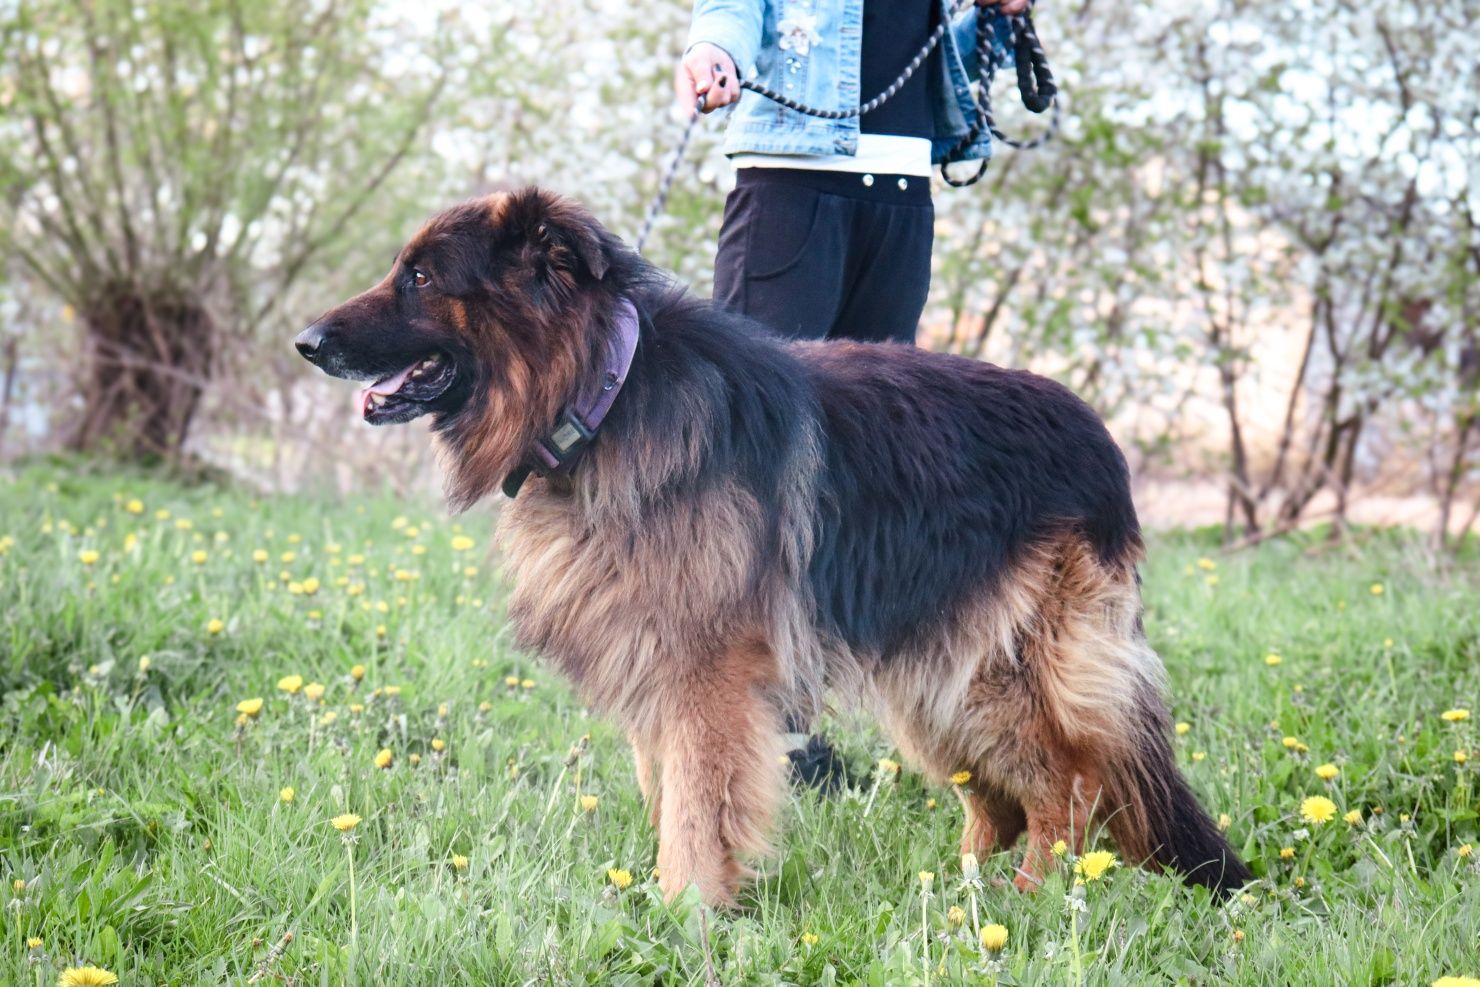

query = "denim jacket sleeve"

[
  {"left": 951, "top": 4, "right": 1016, "bottom": 83},
  {"left": 686, "top": 0, "right": 766, "bottom": 77}
]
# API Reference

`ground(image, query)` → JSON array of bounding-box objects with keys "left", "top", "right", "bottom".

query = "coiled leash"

[{"left": 635, "top": 1, "right": 1058, "bottom": 251}]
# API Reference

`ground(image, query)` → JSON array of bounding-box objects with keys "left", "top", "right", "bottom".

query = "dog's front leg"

[{"left": 653, "top": 644, "right": 784, "bottom": 908}]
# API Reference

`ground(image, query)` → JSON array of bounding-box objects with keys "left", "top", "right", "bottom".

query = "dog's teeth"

[{"left": 369, "top": 393, "right": 385, "bottom": 408}]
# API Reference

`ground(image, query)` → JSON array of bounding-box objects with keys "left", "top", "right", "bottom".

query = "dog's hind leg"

[
  {"left": 957, "top": 780, "right": 1026, "bottom": 857},
  {"left": 654, "top": 637, "right": 785, "bottom": 907},
  {"left": 1014, "top": 757, "right": 1103, "bottom": 891}
]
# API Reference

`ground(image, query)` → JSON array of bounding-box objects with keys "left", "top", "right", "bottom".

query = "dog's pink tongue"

[{"left": 357, "top": 363, "right": 417, "bottom": 418}]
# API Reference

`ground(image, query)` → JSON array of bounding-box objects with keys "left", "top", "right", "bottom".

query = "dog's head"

[{"left": 295, "top": 187, "right": 624, "bottom": 506}]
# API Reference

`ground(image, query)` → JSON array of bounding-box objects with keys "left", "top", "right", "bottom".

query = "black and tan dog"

[{"left": 295, "top": 187, "right": 1251, "bottom": 906}]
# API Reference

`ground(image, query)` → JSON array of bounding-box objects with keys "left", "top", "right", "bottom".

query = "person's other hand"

[
  {"left": 977, "top": 0, "right": 1031, "bottom": 14},
  {"left": 675, "top": 42, "right": 739, "bottom": 114}
]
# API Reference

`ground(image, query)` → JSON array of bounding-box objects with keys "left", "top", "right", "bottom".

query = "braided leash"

[
  {"left": 941, "top": 10, "right": 1058, "bottom": 186},
  {"left": 635, "top": 3, "right": 1057, "bottom": 250}
]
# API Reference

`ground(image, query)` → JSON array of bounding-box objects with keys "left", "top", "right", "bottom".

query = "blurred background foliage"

[{"left": 0, "top": 0, "right": 1475, "bottom": 546}]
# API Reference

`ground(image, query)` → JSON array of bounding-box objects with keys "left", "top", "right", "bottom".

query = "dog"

[{"left": 295, "top": 187, "right": 1252, "bottom": 906}]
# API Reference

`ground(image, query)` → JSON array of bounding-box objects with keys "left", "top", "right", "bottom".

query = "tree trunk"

[{"left": 69, "top": 282, "right": 215, "bottom": 461}]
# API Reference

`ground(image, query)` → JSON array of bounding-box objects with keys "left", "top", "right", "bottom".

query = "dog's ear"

[{"left": 507, "top": 188, "right": 610, "bottom": 284}]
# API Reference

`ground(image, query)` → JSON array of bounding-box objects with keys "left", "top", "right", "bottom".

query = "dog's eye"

[{"left": 412, "top": 270, "right": 430, "bottom": 288}]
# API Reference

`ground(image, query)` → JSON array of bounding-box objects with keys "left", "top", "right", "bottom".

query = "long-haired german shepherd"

[{"left": 295, "top": 187, "right": 1251, "bottom": 906}]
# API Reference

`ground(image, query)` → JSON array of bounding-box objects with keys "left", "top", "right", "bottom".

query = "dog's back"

[{"left": 793, "top": 340, "right": 1142, "bottom": 658}]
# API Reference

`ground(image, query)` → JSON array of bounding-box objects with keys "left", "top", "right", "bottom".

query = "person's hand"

[
  {"left": 675, "top": 42, "right": 739, "bottom": 114},
  {"left": 977, "top": 0, "right": 1031, "bottom": 14}
]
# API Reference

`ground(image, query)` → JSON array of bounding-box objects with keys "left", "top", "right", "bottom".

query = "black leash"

[{"left": 636, "top": 2, "right": 1058, "bottom": 251}]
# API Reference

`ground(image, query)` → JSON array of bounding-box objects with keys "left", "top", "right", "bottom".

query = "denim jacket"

[{"left": 686, "top": 0, "right": 1015, "bottom": 164}]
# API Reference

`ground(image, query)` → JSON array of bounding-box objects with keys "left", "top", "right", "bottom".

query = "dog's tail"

[{"left": 1100, "top": 687, "right": 1253, "bottom": 897}]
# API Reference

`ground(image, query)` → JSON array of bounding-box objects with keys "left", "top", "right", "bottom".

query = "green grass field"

[{"left": 1, "top": 460, "right": 1476, "bottom": 986}]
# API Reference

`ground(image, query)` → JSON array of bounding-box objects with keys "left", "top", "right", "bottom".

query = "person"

[
  {"left": 676, "top": 0, "right": 1027, "bottom": 345},
  {"left": 673, "top": 0, "right": 1028, "bottom": 787}
]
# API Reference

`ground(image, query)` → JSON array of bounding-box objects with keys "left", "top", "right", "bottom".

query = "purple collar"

[{"left": 501, "top": 297, "right": 641, "bottom": 498}]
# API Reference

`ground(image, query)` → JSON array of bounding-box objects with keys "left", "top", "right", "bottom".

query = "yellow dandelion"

[
  {"left": 78, "top": 549, "right": 99, "bottom": 566},
  {"left": 374, "top": 748, "right": 393, "bottom": 769},
  {"left": 878, "top": 758, "right": 901, "bottom": 777},
  {"left": 1440, "top": 709, "right": 1470, "bottom": 722},
  {"left": 946, "top": 904, "right": 966, "bottom": 928},
  {"left": 277, "top": 674, "right": 304, "bottom": 694},
  {"left": 949, "top": 770, "right": 972, "bottom": 786},
  {"left": 1282, "top": 736, "right": 1309, "bottom": 752},
  {"left": 451, "top": 535, "right": 475, "bottom": 552},
  {"left": 350, "top": 664, "right": 366, "bottom": 681},
  {"left": 409, "top": 753, "right": 422, "bottom": 766},
  {"left": 349, "top": 703, "right": 364, "bottom": 715},
  {"left": 918, "top": 870, "right": 935, "bottom": 891},
  {"left": 57, "top": 967, "right": 119, "bottom": 986},
  {"left": 980, "top": 923, "right": 1009, "bottom": 952},
  {"left": 27, "top": 936, "right": 42, "bottom": 948},
  {"left": 301, "top": 577, "right": 320, "bottom": 595},
  {"left": 1369, "top": 583, "right": 1384, "bottom": 595},
  {"left": 174, "top": 518, "right": 192, "bottom": 530},
  {"left": 1456, "top": 750, "right": 1468, "bottom": 765},
  {"left": 464, "top": 566, "right": 479, "bottom": 578},
  {"left": 1315, "top": 763, "right": 1339, "bottom": 781},
  {"left": 320, "top": 711, "right": 338, "bottom": 726},
  {"left": 607, "top": 868, "right": 633, "bottom": 890},
  {"left": 1191, "top": 751, "right": 1206, "bottom": 762},
  {"left": 236, "top": 697, "right": 264, "bottom": 717},
  {"left": 1300, "top": 795, "right": 1337, "bottom": 824},
  {"left": 330, "top": 813, "right": 361, "bottom": 831},
  {"left": 1233, "top": 929, "right": 1245, "bottom": 943},
  {"left": 1174, "top": 721, "right": 1191, "bottom": 735},
  {"left": 450, "top": 854, "right": 469, "bottom": 871},
  {"left": 1204, "top": 574, "right": 1219, "bottom": 586},
  {"left": 1218, "top": 813, "right": 1231, "bottom": 831},
  {"left": 1051, "top": 839, "right": 1068, "bottom": 856},
  {"left": 191, "top": 549, "right": 208, "bottom": 565},
  {"left": 206, "top": 618, "right": 224, "bottom": 635},
  {"left": 504, "top": 675, "right": 520, "bottom": 688},
  {"left": 1432, "top": 979, "right": 1480, "bottom": 987},
  {"left": 137, "top": 655, "right": 151, "bottom": 673},
  {"left": 125, "top": 499, "right": 144, "bottom": 514},
  {"left": 375, "top": 625, "right": 387, "bottom": 639},
  {"left": 13, "top": 878, "right": 26, "bottom": 893},
  {"left": 520, "top": 679, "right": 534, "bottom": 690},
  {"left": 431, "top": 738, "right": 446, "bottom": 752},
  {"left": 1457, "top": 844, "right": 1472, "bottom": 859},
  {"left": 348, "top": 553, "right": 365, "bottom": 565},
  {"left": 801, "top": 932, "right": 820, "bottom": 946},
  {"left": 1343, "top": 809, "right": 1362, "bottom": 825},
  {"left": 1264, "top": 653, "right": 1282, "bottom": 667},
  {"left": 304, "top": 682, "right": 325, "bottom": 702},
  {"left": 576, "top": 794, "right": 599, "bottom": 813},
  {"left": 280, "top": 551, "right": 297, "bottom": 563},
  {"left": 1279, "top": 847, "right": 1295, "bottom": 860},
  {"left": 1196, "top": 557, "right": 1216, "bottom": 571},
  {"left": 925, "top": 797, "right": 937, "bottom": 809},
  {"left": 280, "top": 787, "right": 295, "bottom": 803},
  {"left": 1074, "top": 849, "right": 1117, "bottom": 881}
]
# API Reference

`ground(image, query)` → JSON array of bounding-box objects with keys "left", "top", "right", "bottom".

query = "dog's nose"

[{"left": 295, "top": 321, "right": 329, "bottom": 361}]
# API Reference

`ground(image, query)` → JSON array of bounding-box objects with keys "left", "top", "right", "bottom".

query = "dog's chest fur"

[{"left": 496, "top": 479, "right": 803, "bottom": 733}]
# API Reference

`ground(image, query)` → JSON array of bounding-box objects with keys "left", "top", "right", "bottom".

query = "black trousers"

[{"left": 713, "top": 168, "right": 934, "bottom": 343}]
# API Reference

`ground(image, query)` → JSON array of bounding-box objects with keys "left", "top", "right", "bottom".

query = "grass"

[{"left": 0, "top": 459, "right": 1476, "bottom": 986}]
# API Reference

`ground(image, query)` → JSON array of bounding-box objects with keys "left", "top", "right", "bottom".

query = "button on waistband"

[{"left": 862, "top": 174, "right": 874, "bottom": 187}]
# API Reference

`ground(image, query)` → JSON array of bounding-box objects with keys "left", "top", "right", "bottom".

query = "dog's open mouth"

[{"left": 358, "top": 352, "right": 455, "bottom": 424}]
